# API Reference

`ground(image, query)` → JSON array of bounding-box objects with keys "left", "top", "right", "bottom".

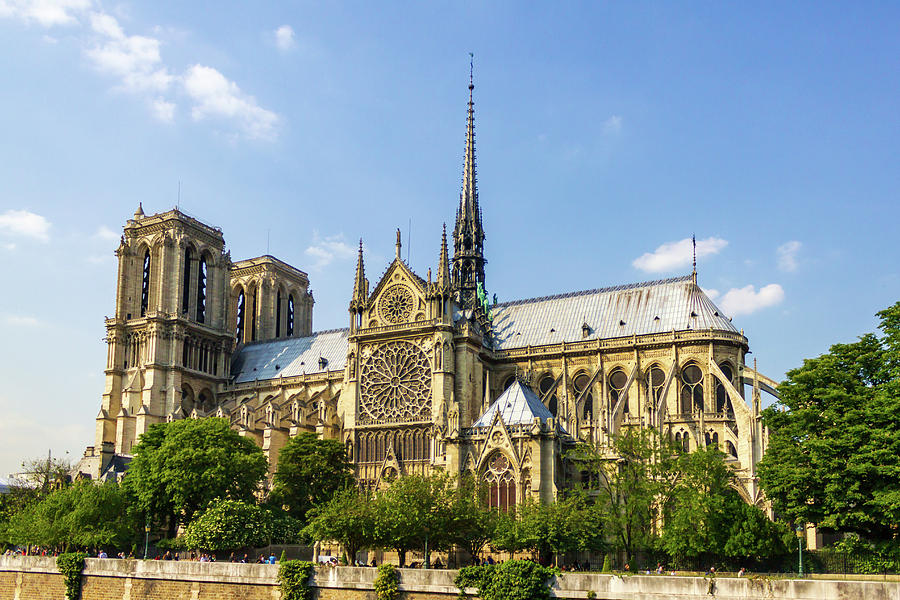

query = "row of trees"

[
  {"left": 0, "top": 420, "right": 353, "bottom": 553},
  {"left": 304, "top": 434, "right": 793, "bottom": 568}
]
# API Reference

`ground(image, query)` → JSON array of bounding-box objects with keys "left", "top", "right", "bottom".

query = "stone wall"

[{"left": 2, "top": 555, "right": 898, "bottom": 600}]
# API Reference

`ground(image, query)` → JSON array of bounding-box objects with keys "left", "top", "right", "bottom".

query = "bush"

[
  {"left": 454, "top": 560, "right": 555, "bottom": 600},
  {"left": 277, "top": 560, "right": 315, "bottom": 600},
  {"left": 56, "top": 552, "right": 87, "bottom": 600},
  {"left": 601, "top": 554, "right": 611, "bottom": 573},
  {"left": 374, "top": 563, "right": 400, "bottom": 600}
]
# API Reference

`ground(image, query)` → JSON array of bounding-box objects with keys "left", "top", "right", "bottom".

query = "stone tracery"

[{"left": 358, "top": 340, "right": 432, "bottom": 424}]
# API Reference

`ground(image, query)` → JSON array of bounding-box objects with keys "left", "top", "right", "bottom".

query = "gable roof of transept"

[
  {"left": 489, "top": 275, "right": 737, "bottom": 350},
  {"left": 472, "top": 380, "right": 554, "bottom": 427},
  {"left": 231, "top": 328, "right": 349, "bottom": 383}
]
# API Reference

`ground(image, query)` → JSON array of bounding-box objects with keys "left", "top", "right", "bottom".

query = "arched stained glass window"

[
  {"left": 647, "top": 366, "right": 666, "bottom": 407},
  {"left": 681, "top": 364, "right": 703, "bottom": 414},
  {"left": 609, "top": 369, "right": 628, "bottom": 413},
  {"left": 483, "top": 452, "right": 516, "bottom": 512},
  {"left": 574, "top": 372, "right": 593, "bottom": 421},
  {"left": 538, "top": 375, "right": 558, "bottom": 418},
  {"left": 715, "top": 364, "right": 734, "bottom": 414}
]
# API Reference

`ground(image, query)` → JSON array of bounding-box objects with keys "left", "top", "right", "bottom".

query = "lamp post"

[
  {"left": 796, "top": 525, "right": 803, "bottom": 577},
  {"left": 143, "top": 516, "right": 150, "bottom": 560}
]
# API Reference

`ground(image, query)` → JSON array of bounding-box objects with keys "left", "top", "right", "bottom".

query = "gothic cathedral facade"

[{"left": 80, "top": 79, "right": 780, "bottom": 509}]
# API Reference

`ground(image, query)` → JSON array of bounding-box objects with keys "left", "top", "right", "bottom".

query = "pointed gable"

[{"left": 473, "top": 380, "right": 553, "bottom": 428}]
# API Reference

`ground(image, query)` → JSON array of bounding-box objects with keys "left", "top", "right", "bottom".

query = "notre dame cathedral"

[{"left": 79, "top": 77, "right": 780, "bottom": 510}]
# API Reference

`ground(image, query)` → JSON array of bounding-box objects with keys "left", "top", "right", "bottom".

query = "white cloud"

[
  {"left": 183, "top": 64, "right": 279, "bottom": 140},
  {"left": 3, "top": 315, "right": 42, "bottom": 327},
  {"left": 2, "top": 3, "right": 282, "bottom": 141},
  {"left": 304, "top": 232, "right": 356, "bottom": 270},
  {"left": 776, "top": 240, "right": 802, "bottom": 272},
  {"left": 2, "top": 242, "right": 15, "bottom": 250},
  {"left": 0, "top": 209, "right": 51, "bottom": 242},
  {"left": 0, "top": 0, "right": 91, "bottom": 26},
  {"left": 84, "top": 12, "right": 173, "bottom": 93},
  {"left": 93, "top": 225, "right": 119, "bottom": 241},
  {"left": 274, "top": 24, "right": 295, "bottom": 51},
  {"left": 602, "top": 115, "right": 622, "bottom": 134},
  {"left": 151, "top": 97, "right": 175, "bottom": 122},
  {"left": 633, "top": 237, "right": 728, "bottom": 273},
  {"left": 718, "top": 284, "right": 785, "bottom": 317}
]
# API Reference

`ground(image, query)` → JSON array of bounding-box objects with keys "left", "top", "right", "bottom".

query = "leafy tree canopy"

[
  {"left": 1, "top": 480, "right": 135, "bottom": 550},
  {"left": 181, "top": 499, "right": 301, "bottom": 551},
  {"left": 269, "top": 432, "right": 354, "bottom": 522},
  {"left": 758, "top": 302, "right": 900, "bottom": 541},
  {"left": 303, "top": 487, "right": 376, "bottom": 561},
  {"left": 121, "top": 417, "right": 268, "bottom": 533}
]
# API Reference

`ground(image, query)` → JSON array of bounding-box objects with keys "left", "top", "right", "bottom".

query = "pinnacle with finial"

[
  {"left": 437, "top": 223, "right": 451, "bottom": 293},
  {"left": 350, "top": 238, "right": 367, "bottom": 311}
]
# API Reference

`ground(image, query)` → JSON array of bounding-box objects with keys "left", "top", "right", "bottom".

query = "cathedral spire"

[
  {"left": 350, "top": 239, "right": 367, "bottom": 312},
  {"left": 452, "top": 54, "right": 486, "bottom": 308}
]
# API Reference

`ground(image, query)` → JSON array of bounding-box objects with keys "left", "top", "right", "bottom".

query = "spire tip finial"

[
  {"left": 691, "top": 233, "right": 697, "bottom": 283},
  {"left": 469, "top": 52, "right": 474, "bottom": 90}
]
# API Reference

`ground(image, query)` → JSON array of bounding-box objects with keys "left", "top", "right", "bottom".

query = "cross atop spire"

[
  {"left": 691, "top": 233, "right": 697, "bottom": 284},
  {"left": 452, "top": 54, "right": 486, "bottom": 308}
]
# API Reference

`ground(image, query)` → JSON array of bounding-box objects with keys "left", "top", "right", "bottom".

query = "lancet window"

[
  {"left": 287, "top": 294, "right": 295, "bottom": 336},
  {"left": 573, "top": 372, "right": 593, "bottom": 421},
  {"left": 609, "top": 369, "right": 628, "bottom": 414},
  {"left": 236, "top": 290, "right": 246, "bottom": 342},
  {"left": 681, "top": 364, "right": 704, "bottom": 414},
  {"left": 538, "top": 374, "right": 558, "bottom": 418},
  {"left": 647, "top": 366, "right": 666, "bottom": 407},
  {"left": 182, "top": 247, "right": 192, "bottom": 314},
  {"left": 276, "top": 291, "right": 282, "bottom": 338},
  {"left": 483, "top": 452, "right": 516, "bottom": 512},
  {"left": 140, "top": 249, "right": 151, "bottom": 316},
  {"left": 196, "top": 256, "right": 207, "bottom": 323},
  {"left": 715, "top": 363, "right": 735, "bottom": 414}
]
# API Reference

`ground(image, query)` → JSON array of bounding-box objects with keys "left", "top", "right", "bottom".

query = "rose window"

[
  {"left": 359, "top": 341, "right": 432, "bottom": 424},
  {"left": 378, "top": 285, "right": 414, "bottom": 324}
]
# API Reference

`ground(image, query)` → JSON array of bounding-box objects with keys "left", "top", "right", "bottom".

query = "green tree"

[
  {"left": 121, "top": 418, "right": 268, "bottom": 536},
  {"left": 269, "top": 433, "right": 354, "bottom": 522},
  {"left": 303, "top": 487, "right": 376, "bottom": 562},
  {"left": 181, "top": 499, "right": 300, "bottom": 551},
  {"left": 758, "top": 302, "right": 900, "bottom": 541},
  {"left": 2, "top": 481, "right": 135, "bottom": 550},
  {"left": 372, "top": 473, "right": 454, "bottom": 566},
  {"left": 446, "top": 476, "right": 499, "bottom": 564},
  {"left": 660, "top": 446, "right": 739, "bottom": 561},
  {"left": 569, "top": 428, "right": 678, "bottom": 561},
  {"left": 723, "top": 502, "right": 791, "bottom": 564}
]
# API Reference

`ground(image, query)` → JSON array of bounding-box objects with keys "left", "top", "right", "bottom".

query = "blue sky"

[{"left": 0, "top": 1, "right": 897, "bottom": 477}]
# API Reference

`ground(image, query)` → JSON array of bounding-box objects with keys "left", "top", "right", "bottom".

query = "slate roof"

[
  {"left": 490, "top": 275, "right": 736, "bottom": 350},
  {"left": 231, "top": 328, "right": 350, "bottom": 383},
  {"left": 231, "top": 275, "right": 737, "bottom": 384},
  {"left": 472, "top": 380, "right": 554, "bottom": 427}
]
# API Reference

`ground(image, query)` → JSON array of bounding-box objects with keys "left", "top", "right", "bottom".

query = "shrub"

[
  {"left": 455, "top": 560, "right": 556, "bottom": 600},
  {"left": 455, "top": 564, "right": 495, "bottom": 597},
  {"left": 601, "top": 554, "right": 611, "bottom": 573},
  {"left": 374, "top": 563, "right": 400, "bottom": 600},
  {"left": 277, "top": 560, "right": 315, "bottom": 600},
  {"left": 56, "top": 552, "right": 87, "bottom": 600}
]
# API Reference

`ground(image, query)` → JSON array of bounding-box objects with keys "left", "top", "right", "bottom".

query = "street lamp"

[
  {"left": 143, "top": 516, "right": 150, "bottom": 560},
  {"left": 795, "top": 525, "right": 803, "bottom": 577}
]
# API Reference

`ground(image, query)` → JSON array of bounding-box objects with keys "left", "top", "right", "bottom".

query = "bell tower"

[{"left": 92, "top": 206, "right": 234, "bottom": 473}]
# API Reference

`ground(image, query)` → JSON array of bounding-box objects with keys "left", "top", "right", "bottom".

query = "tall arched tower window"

[
  {"left": 287, "top": 294, "right": 295, "bottom": 337},
  {"left": 140, "top": 249, "right": 151, "bottom": 317},
  {"left": 647, "top": 366, "right": 665, "bottom": 408},
  {"left": 574, "top": 372, "right": 593, "bottom": 421},
  {"left": 276, "top": 291, "right": 282, "bottom": 338},
  {"left": 251, "top": 287, "right": 258, "bottom": 341},
  {"left": 182, "top": 247, "right": 192, "bottom": 314},
  {"left": 681, "top": 364, "right": 704, "bottom": 414},
  {"left": 236, "top": 290, "right": 246, "bottom": 342},
  {"left": 196, "top": 256, "right": 207, "bottom": 323}
]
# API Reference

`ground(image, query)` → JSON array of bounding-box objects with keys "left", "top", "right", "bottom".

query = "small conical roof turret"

[{"left": 134, "top": 202, "right": 145, "bottom": 220}]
